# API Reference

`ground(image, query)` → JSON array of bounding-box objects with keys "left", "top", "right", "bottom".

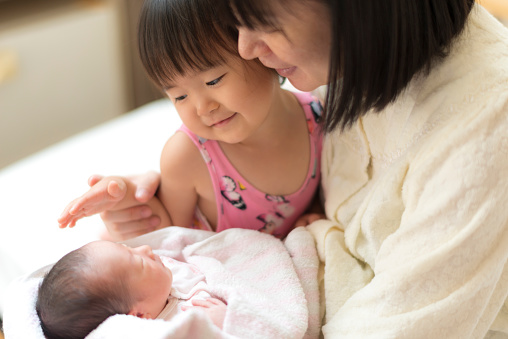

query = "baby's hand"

[
  {"left": 182, "top": 298, "right": 227, "bottom": 329},
  {"left": 58, "top": 176, "right": 127, "bottom": 228}
]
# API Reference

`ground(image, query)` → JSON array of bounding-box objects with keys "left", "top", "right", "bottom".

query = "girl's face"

[
  {"left": 235, "top": 0, "right": 332, "bottom": 92},
  {"left": 165, "top": 55, "right": 278, "bottom": 144},
  {"left": 90, "top": 241, "right": 173, "bottom": 319}
]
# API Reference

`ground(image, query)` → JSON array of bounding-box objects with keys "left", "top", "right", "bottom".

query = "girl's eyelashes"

[
  {"left": 174, "top": 94, "right": 187, "bottom": 102},
  {"left": 206, "top": 74, "right": 226, "bottom": 86},
  {"left": 171, "top": 73, "right": 226, "bottom": 102}
]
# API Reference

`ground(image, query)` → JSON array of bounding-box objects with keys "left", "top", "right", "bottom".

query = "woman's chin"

[{"left": 287, "top": 76, "right": 324, "bottom": 92}]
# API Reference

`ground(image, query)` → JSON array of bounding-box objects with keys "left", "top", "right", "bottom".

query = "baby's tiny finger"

[
  {"left": 191, "top": 299, "right": 209, "bottom": 307},
  {"left": 206, "top": 298, "right": 221, "bottom": 305}
]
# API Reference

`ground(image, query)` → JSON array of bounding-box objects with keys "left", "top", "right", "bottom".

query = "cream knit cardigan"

[{"left": 309, "top": 4, "right": 508, "bottom": 338}]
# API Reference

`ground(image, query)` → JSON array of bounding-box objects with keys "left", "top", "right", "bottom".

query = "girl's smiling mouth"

[{"left": 212, "top": 113, "right": 237, "bottom": 127}]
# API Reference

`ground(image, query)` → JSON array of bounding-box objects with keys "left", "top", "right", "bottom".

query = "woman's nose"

[{"left": 238, "top": 27, "right": 270, "bottom": 60}]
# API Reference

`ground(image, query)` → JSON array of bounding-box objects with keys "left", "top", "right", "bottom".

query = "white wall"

[{"left": 0, "top": 1, "right": 129, "bottom": 169}]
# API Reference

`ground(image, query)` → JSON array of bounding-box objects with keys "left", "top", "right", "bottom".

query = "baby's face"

[{"left": 87, "top": 241, "right": 173, "bottom": 319}]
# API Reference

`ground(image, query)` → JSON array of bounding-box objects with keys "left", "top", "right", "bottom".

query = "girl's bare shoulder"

[{"left": 160, "top": 131, "right": 205, "bottom": 183}]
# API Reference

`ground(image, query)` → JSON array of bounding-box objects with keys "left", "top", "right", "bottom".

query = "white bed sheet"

[{"left": 0, "top": 99, "right": 181, "bottom": 316}]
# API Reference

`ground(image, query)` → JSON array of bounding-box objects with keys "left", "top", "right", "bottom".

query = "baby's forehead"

[
  {"left": 85, "top": 240, "right": 121, "bottom": 252},
  {"left": 84, "top": 242, "right": 132, "bottom": 280},
  {"left": 84, "top": 241, "right": 128, "bottom": 265}
]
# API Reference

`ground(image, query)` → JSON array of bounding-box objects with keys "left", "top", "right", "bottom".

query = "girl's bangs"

[{"left": 139, "top": 0, "right": 239, "bottom": 88}]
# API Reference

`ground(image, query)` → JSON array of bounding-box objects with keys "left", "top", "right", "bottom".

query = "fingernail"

[{"left": 135, "top": 188, "right": 149, "bottom": 201}]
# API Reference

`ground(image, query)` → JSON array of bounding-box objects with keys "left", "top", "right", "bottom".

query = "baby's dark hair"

[
  {"left": 139, "top": 0, "right": 240, "bottom": 89},
  {"left": 35, "top": 246, "right": 133, "bottom": 339}
]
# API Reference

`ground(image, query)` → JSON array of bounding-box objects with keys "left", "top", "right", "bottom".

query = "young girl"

[{"left": 57, "top": 0, "right": 324, "bottom": 239}]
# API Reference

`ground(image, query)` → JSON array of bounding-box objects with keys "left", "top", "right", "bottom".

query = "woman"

[{"left": 97, "top": 0, "right": 508, "bottom": 337}]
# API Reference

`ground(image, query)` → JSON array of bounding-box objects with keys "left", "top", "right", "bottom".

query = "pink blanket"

[{"left": 4, "top": 227, "right": 320, "bottom": 339}]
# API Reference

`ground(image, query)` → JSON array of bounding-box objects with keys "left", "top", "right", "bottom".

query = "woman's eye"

[
  {"left": 206, "top": 74, "right": 225, "bottom": 86},
  {"left": 174, "top": 95, "right": 187, "bottom": 102}
]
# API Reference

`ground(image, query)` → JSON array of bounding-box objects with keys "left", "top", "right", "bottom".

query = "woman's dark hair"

[
  {"left": 36, "top": 246, "right": 133, "bottom": 339},
  {"left": 139, "top": 0, "right": 240, "bottom": 89},
  {"left": 227, "top": 0, "right": 475, "bottom": 131}
]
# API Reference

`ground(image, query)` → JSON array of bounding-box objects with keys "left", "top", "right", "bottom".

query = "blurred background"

[
  {"left": 0, "top": 0, "right": 164, "bottom": 169},
  {"left": 0, "top": 0, "right": 507, "bottom": 170}
]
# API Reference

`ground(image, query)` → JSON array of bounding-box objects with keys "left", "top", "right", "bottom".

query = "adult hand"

[{"left": 90, "top": 171, "right": 162, "bottom": 241}]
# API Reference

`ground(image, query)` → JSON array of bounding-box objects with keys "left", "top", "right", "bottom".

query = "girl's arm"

[{"left": 157, "top": 131, "right": 202, "bottom": 228}]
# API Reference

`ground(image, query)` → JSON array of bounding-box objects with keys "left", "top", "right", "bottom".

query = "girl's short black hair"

[
  {"left": 227, "top": 0, "right": 475, "bottom": 131},
  {"left": 139, "top": 0, "right": 240, "bottom": 89}
]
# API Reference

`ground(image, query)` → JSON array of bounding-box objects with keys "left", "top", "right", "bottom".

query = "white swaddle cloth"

[
  {"left": 3, "top": 226, "right": 320, "bottom": 339},
  {"left": 156, "top": 255, "right": 212, "bottom": 321}
]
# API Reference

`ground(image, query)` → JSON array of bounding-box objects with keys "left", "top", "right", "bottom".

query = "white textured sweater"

[{"left": 309, "top": 4, "right": 508, "bottom": 338}]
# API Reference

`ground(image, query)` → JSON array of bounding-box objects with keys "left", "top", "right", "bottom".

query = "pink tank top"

[{"left": 179, "top": 91, "right": 323, "bottom": 239}]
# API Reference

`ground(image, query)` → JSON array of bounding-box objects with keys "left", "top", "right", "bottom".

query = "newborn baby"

[{"left": 36, "top": 241, "right": 227, "bottom": 339}]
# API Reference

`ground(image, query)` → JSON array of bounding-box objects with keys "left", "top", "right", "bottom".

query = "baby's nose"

[{"left": 134, "top": 245, "right": 155, "bottom": 259}]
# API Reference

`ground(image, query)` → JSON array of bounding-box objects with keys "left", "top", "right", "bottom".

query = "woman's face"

[{"left": 236, "top": 0, "right": 331, "bottom": 92}]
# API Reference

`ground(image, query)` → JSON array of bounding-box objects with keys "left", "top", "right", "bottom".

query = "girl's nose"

[
  {"left": 196, "top": 97, "right": 219, "bottom": 117},
  {"left": 238, "top": 27, "right": 270, "bottom": 60}
]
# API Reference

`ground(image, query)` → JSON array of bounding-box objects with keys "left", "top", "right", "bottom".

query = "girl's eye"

[
  {"left": 206, "top": 74, "right": 226, "bottom": 86},
  {"left": 174, "top": 95, "right": 187, "bottom": 102}
]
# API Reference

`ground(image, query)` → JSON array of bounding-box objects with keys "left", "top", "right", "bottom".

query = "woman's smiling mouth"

[{"left": 275, "top": 66, "right": 297, "bottom": 77}]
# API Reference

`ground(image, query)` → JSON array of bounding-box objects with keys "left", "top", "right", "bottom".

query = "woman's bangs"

[{"left": 227, "top": 0, "right": 278, "bottom": 29}]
